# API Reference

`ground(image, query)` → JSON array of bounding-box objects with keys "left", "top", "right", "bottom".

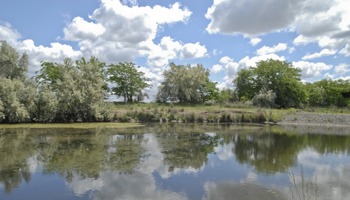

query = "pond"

[{"left": 0, "top": 124, "right": 349, "bottom": 200}]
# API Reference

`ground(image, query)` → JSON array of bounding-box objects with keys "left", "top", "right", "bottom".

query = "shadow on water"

[{"left": 0, "top": 124, "right": 349, "bottom": 199}]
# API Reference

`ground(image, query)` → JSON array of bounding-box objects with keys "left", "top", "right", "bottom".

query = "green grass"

[{"left": 0, "top": 122, "right": 144, "bottom": 129}]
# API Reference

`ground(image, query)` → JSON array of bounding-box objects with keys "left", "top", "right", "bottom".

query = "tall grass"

[
  {"left": 289, "top": 165, "right": 319, "bottom": 200},
  {"left": 111, "top": 104, "right": 286, "bottom": 124}
]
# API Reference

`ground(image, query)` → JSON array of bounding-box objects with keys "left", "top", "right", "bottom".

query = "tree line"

[
  {"left": 1, "top": 40, "right": 350, "bottom": 123},
  {"left": 233, "top": 59, "right": 350, "bottom": 108}
]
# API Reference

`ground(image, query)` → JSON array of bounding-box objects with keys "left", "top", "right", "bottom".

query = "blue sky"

[{"left": 1, "top": 0, "right": 350, "bottom": 93}]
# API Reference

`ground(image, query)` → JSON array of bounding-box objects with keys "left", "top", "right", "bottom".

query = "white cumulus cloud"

[
  {"left": 249, "top": 38, "right": 261, "bottom": 46},
  {"left": 293, "top": 61, "right": 333, "bottom": 80},
  {"left": 0, "top": 23, "right": 21, "bottom": 45},
  {"left": 335, "top": 63, "right": 350, "bottom": 75},
  {"left": 302, "top": 49, "right": 337, "bottom": 60},
  {"left": 148, "top": 37, "right": 207, "bottom": 68},
  {"left": 206, "top": 0, "right": 300, "bottom": 36},
  {"left": 63, "top": 0, "right": 192, "bottom": 63},
  {"left": 211, "top": 64, "right": 223, "bottom": 74},
  {"left": 64, "top": 17, "right": 106, "bottom": 41},
  {"left": 21, "top": 40, "right": 82, "bottom": 75},
  {"left": 256, "top": 43, "right": 287, "bottom": 56},
  {"left": 180, "top": 42, "right": 207, "bottom": 59},
  {"left": 147, "top": 36, "right": 182, "bottom": 68},
  {"left": 206, "top": 0, "right": 350, "bottom": 58}
]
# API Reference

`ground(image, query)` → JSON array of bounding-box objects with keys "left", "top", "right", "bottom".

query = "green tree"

[
  {"left": 157, "top": 63, "right": 218, "bottom": 103},
  {"left": 0, "top": 78, "right": 36, "bottom": 123},
  {"left": 0, "top": 41, "right": 35, "bottom": 123},
  {"left": 305, "top": 83, "right": 327, "bottom": 107},
  {"left": 76, "top": 57, "right": 110, "bottom": 121},
  {"left": 36, "top": 57, "right": 110, "bottom": 122},
  {"left": 202, "top": 79, "right": 220, "bottom": 102},
  {"left": 233, "top": 59, "right": 306, "bottom": 108},
  {"left": 0, "top": 41, "right": 28, "bottom": 80},
  {"left": 306, "top": 79, "right": 350, "bottom": 107},
  {"left": 107, "top": 62, "right": 150, "bottom": 103},
  {"left": 217, "top": 88, "right": 236, "bottom": 103},
  {"left": 35, "top": 61, "right": 64, "bottom": 85},
  {"left": 33, "top": 84, "right": 58, "bottom": 122},
  {"left": 233, "top": 68, "right": 255, "bottom": 101}
]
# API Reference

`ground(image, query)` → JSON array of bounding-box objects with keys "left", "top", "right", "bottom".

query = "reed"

[{"left": 289, "top": 165, "right": 319, "bottom": 200}]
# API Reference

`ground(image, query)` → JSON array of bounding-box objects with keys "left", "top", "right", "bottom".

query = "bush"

[
  {"left": 184, "top": 113, "right": 196, "bottom": 122},
  {"left": 252, "top": 88, "right": 277, "bottom": 108},
  {"left": 136, "top": 111, "right": 158, "bottom": 122},
  {"left": 254, "top": 110, "right": 267, "bottom": 123},
  {"left": 220, "top": 113, "right": 232, "bottom": 123},
  {"left": 204, "top": 100, "right": 217, "bottom": 106},
  {"left": 0, "top": 78, "right": 35, "bottom": 123}
]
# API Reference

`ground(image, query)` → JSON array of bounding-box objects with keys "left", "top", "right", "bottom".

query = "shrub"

[
  {"left": 252, "top": 88, "right": 277, "bottom": 108},
  {"left": 184, "top": 113, "right": 196, "bottom": 122}
]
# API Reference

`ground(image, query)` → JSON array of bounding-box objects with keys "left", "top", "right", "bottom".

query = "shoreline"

[{"left": 1, "top": 110, "right": 350, "bottom": 130}]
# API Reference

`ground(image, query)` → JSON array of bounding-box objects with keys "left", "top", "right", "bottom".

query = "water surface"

[{"left": 0, "top": 124, "right": 349, "bottom": 200}]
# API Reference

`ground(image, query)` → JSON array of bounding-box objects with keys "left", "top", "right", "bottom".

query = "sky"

[{"left": 1, "top": 0, "right": 350, "bottom": 97}]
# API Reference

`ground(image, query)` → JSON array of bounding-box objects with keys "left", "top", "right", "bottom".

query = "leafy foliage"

[
  {"left": 157, "top": 63, "right": 219, "bottom": 103},
  {"left": 0, "top": 78, "right": 35, "bottom": 123},
  {"left": 252, "top": 87, "right": 277, "bottom": 108},
  {"left": 233, "top": 68, "right": 255, "bottom": 101},
  {"left": 217, "top": 88, "right": 236, "bottom": 103},
  {"left": 107, "top": 62, "right": 150, "bottom": 103},
  {"left": 33, "top": 84, "right": 58, "bottom": 122},
  {"left": 35, "top": 57, "right": 110, "bottom": 122},
  {"left": 306, "top": 79, "right": 350, "bottom": 107},
  {"left": 234, "top": 59, "right": 306, "bottom": 108},
  {"left": 0, "top": 41, "right": 28, "bottom": 80}
]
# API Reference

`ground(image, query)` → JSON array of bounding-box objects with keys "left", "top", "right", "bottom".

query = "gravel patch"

[
  {"left": 277, "top": 111, "right": 350, "bottom": 135},
  {"left": 279, "top": 111, "right": 350, "bottom": 127}
]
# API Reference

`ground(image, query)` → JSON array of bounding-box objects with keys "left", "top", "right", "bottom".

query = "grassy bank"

[
  {"left": 2, "top": 102, "right": 348, "bottom": 126},
  {"left": 0, "top": 122, "right": 143, "bottom": 129},
  {"left": 110, "top": 103, "right": 296, "bottom": 124}
]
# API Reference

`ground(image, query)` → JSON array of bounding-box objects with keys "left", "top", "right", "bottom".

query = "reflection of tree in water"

[
  {"left": 0, "top": 129, "right": 33, "bottom": 193},
  {"left": 157, "top": 132, "right": 219, "bottom": 170},
  {"left": 40, "top": 130, "right": 108, "bottom": 180},
  {"left": 306, "top": 134, "right": 350, "bottom": 154},
  {"left": 0, "top": 128, "right": 145, "bottom": 191},
  {"left": 105, "top": 134, "right": 144, "bottom": 173},
  {"left": 2, "top": 125, "right": 350, "bottom": 193},
  {"left": 40, "top": 130, "right": 144, "bottom": 180},
  {"left": 233, "top": 133, "right": 305, "bottom": 174},
  {"left": 232, "top": 129, "right": 350, "bottom": 174}
]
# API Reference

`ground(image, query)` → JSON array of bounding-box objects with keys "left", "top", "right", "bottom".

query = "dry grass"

[
  {"left": 109, "top": 103, "right": 294, "bottom": 124},
  {"left": 289, "top": 165, "right": 319, "bottom": 200}
]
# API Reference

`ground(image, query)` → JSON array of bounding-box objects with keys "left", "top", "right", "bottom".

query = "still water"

[{"left": 0, "top": 124, "right": 349, "bottom": 200}]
